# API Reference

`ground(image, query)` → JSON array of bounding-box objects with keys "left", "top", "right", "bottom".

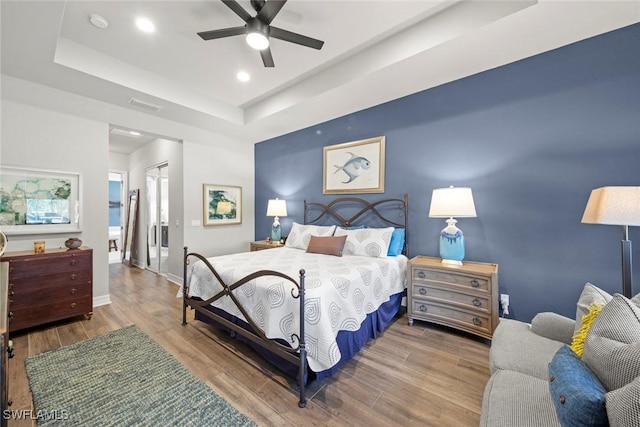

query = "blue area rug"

[{"left": 25, "top": 325, "right": 256, "bottom": 426}]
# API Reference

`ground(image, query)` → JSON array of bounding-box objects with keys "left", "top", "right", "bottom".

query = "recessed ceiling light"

[
  {"left": 136, "top": 17, "right": 155, "bottom": 33},
  {"left": 237, "top": 71, "right": 250, "bottom": 82},
  {"left": 88, "top": 13, "right": 109, "bottom": 30}
]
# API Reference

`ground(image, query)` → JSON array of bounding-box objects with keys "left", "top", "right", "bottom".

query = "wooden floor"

[{"left": 7, "top": 263, "right": 491, "bottom": 426}]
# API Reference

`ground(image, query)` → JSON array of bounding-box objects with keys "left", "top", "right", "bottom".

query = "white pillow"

[
  {"left": 284, "top": 222, "right": 336, "bottom": 250},
  {"left": 333, "top": 226, "right": 394, "bottom": 258},
  {"left": 574, "top": 282, "right": 613, "bottom": 336}
]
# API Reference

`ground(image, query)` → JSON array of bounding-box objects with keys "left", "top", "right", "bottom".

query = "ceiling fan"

[{"left": 197, "top": 0, "right": 324, "bottom": 67}]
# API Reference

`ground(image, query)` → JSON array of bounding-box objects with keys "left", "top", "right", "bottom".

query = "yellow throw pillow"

[{"left": 570, "top": 303, "right": 603, "bottom": 357}]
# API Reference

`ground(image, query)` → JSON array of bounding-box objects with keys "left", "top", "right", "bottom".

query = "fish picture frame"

[{"left": 323, "top": 136, "right": 385, "bottom": 194}]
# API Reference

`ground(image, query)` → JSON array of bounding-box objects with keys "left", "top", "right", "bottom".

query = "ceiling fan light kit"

[
  {"left": 246, "top": 19, "right": 270, "bottom": 50},
  {"left": 198, "top": 0, "right": 324, "bottom": 67}
]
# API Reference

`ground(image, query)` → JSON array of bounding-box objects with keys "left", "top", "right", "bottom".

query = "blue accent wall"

[{"left": 255, "top": 23, "right": 640, "bottom": 323}]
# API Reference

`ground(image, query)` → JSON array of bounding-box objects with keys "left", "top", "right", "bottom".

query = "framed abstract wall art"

[
  {"left": 0, "top": 166, "right": 82, "bottom": 235},
  {"left": 323, "top": 136, "right": 385, "bottom": 194},
  {"left": 202, "top": 184, "right": 242, "bottom": 226}
]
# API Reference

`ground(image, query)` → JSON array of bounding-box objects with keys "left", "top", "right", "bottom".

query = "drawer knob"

[
  {"left": 70, "top": 288, "right": 77, "bottom": 295},
  {"left": 472, "top": 298, "right": 482, "bottom": 307},
  {"left": 472, "top": 317, "right": 482, "bottom": 326},
  {"left": 419, "top": 304, "right": 427, "bottom": 312},
  {"left": 8, "top": 312, "right": 13, "bottom": 321},
  {"left": 9, "top": 267, "right": 14, "bottom": 274},
  {"left": 70, "top": 302, "right": 77, "bottom": 309},
  {"left": 70, "top": 259, "right": 78, "bottom": 266},
  {"left": 418, "top": 288, "right": 427, "bottom": 295},
  {"left": 9, "top": 291, "right": 14, "bottom": 297},
  {"left": 471, "top": 279, "right": 480, "bottom": 288},
  {"left": 70, "top": 274, "right": 77, "bottom": 280},
  {"left": 417, "top": 271, "right": 426, "bottom": 279}
]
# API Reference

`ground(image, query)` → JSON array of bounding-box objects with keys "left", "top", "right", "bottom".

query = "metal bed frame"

[{"left": 182, "top": 194, "right": 408, "bottom": 408}]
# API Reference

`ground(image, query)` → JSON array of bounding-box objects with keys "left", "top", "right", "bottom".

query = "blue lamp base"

[
  {"left": 439, "top": 218, "right": 465, "bottom": 265},
  {"left": 271, "top": 217, "right": 282, "bottom": 242}
]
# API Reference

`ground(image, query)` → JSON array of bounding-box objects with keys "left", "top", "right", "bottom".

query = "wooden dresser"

[
  {"left": 408, "top": 255, "right": 499, "bottom": 340},
  {"left": 1, "top": 247, "right": 93, "bottom": 332}
]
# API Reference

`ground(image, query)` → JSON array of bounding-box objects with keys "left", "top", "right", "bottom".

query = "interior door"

[{"left": 146, "top": 164, "right": 169, "bottom": 275}]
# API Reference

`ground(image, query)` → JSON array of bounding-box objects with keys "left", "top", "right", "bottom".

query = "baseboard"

[
  {"left": 93, "top": 294, "right": 112, "bottom": 307},
  {"left": 167, "top": 273, "right": 182, "bottom": 286}
]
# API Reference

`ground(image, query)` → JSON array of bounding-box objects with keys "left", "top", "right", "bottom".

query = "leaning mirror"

[{"left": 122, "top": 189, "right": 139, "bottom": 267}]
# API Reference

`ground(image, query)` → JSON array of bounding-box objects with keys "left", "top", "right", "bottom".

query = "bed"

[{"left": 181, "top": 195, "right": 408, "bottom": 407}]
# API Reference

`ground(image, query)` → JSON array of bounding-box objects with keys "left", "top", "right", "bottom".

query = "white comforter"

[{"left": 184, "top": 247, "right": 407, "bottom": 372}]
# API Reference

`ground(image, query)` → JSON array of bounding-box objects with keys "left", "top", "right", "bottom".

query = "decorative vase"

[
  {"left": 65, "top": 238, "right": 82, "bottom": 249},
  {"left": 439, "top": 218, "right": 464, "bottom": 264}
]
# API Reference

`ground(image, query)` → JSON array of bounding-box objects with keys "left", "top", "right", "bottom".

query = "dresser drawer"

[
  {"left": 412, "top": 283, "right": 491, "bottom": 314},
  {"left": 410, "top": 300, "right": 492, "bottom": 337},
  {"left": 8, "top": 298, "right": 92, "bottom": 332},
  {"left": 10, "top": 280, "right": 91, "bottom": 310},
  {"left": 412, "top": 268, "right": 490, "bottom": 293},
  {"left": 7, "top": 252, "right": 91, "bottom": 279}
]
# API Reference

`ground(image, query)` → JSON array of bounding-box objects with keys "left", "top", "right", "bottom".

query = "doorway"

[
  {"left": 146, "top": 164, "right": 169, "bottom": 275},
  {"left": 108, "top": 171, "right": 125, "bottom": 264}
]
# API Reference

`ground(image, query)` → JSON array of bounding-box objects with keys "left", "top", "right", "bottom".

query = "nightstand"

[
  {"left": 250, "top": 240, "right": 284, "bottom": 251},
  {"left": 408, "top": 255, "right": 499, "bottom": 340}
]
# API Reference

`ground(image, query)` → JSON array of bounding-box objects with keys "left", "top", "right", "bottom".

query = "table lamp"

[
  {"left": 582, "top": 186, "right": 640, "bottom": 298},
  {"left": 266, "top": 198, "right": 287, "bottom": 242},
  {"left": 429, "top": 186, "right": 477, "bottom": 265}
]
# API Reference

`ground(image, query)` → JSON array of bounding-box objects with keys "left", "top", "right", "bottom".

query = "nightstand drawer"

[
  {"left": 412, "top": 268, "right": 490, "bottom": 292},
  {"left": 411, "top": 300, "right": 492, "bottom": 336},
  {"left": 412, "top": 283, "right": 491, "bottom": 313}
]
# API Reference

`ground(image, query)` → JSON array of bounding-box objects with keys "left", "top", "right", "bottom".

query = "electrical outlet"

[
  {"left": 500, "top": 294, "right": 509, "bottom": 307},
  {"left": 500, "top": 293, "right": 510, "bottom": 315}
]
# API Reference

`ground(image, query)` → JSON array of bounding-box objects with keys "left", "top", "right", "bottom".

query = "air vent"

[
  {"left": 127, "top": 97, "right": 163, "bottom": 112},
  {"left": 110, "top": 127, "right": 143, "bottom": 138}
]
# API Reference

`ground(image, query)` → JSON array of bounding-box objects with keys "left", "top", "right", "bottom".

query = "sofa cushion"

[
  {"left": 531, "top": 312, "right": 576, "bottom": 345},
  {"left": 490, "top": 319, "right": 565, "bottom": 380},
  {"left": 574, "top": 282, "right": 612, "bottom": 337},
  {"left": 480, "top": 369, "right": 560, "bottom": 427},
  {"left": 548, "top": 345, "right": 608, "bottom": 427},
  {"left": 606, "top": 375, "right": 640, "bottom": 427},
  {"left": 570, "top": 303, "right": 604, "bottom": 357},
  {"left": 583, "top": 294, "right": 640, "bottom": 391}
]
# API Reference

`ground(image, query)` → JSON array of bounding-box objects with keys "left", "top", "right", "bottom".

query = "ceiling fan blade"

[
  {"left": 270, "top": 27, "right": 324, "bottom": 50},
  {"left": 197, "top": 26, "right": 246, "bottom": 40},
  {"left": 260, "top": 48, "right": 275, "bottom": 67},
  {"left": 257, "top": 0, "right": 287, "bottom": 25},
  {"left": 222, "top": 0, "right": 252, "bottom": 22}
]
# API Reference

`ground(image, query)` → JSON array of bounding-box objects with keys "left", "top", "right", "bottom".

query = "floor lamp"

[{"left": 582, "top": 186, "right": 640, "bottom": 298}]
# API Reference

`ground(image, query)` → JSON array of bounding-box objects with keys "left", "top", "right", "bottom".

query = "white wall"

[
  {"left": 182, "top": 139, "right": 255, "bottom": 258},
  {"left": 0, "top": 100, "right": 111, "bottom": 305},
  {"left": 1, "top": 75, "right": 256, "bottom": 300}
]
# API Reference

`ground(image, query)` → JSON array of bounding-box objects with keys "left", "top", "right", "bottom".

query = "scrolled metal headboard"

[{"left": 303, "top": 194, "right": 408, "bottom": 255}]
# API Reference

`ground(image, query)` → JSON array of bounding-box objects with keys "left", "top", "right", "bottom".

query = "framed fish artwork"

[{"left": 323, "top": 136, "right": 385, "bottom": 194}]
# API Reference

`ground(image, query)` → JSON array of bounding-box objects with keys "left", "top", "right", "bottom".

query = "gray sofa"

[{"left": 480, "top": 286, "right": 640, "bottom": 427}]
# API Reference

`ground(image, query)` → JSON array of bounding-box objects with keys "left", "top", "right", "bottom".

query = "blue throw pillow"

[
  {"left": 387, "top": 228, "right": 405, "bottom": 256},
  {"left": 548, "top": 345, "right": 608, "bottom": 427}
]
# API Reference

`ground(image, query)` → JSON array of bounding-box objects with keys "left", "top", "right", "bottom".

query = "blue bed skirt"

[{"left": 194, "top": 291, "right": 403, "bottom": 384}]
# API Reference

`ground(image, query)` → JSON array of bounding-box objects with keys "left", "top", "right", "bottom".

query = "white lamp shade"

[
  {"left": 582, "top": 186, "right": 640, "bottom": 226},
  {"left": 429, "top": 187, "right": 477, "bottom": 218},
  {"left": 266, "top": 199, "right": 287, "bottom": 217}
]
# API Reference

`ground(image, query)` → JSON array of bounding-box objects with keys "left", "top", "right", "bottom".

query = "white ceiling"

[{"left": 2, "top": 0, "right": 639, "bottom": 152}]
